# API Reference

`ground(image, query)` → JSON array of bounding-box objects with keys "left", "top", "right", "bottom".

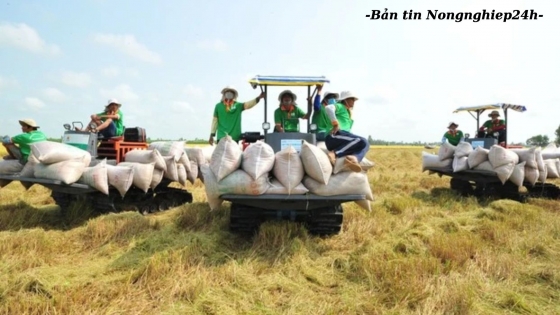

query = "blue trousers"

[
  {"left": 325, "top": 130, "right": 369, "bottom": 162},
  {"left": 99, "top": 121, "right": 117, "bottom": 138}
]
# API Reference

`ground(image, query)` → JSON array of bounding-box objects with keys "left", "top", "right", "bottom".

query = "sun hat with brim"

[
  {"left": 448, "top": 121, "right": 458, "bottom": 128},
  {"left": 106, "top": 98, "right": 122, "bottom": 108},
  {"left": 278, "top": 90, "right": 297, "bottom": 101},
  {"left": 488, "top": 110, "right": 500, "bottom": 117},
  {"left": 338, "top": 91, "right": 359, "bottom": 101},
  {"left": 221, "top": 86, "right": 239, "bottom": 99},
  {"left": 322, "top": 91, "right": 339, "bottom": 103},
  {"left": 19, "top": 119, "right": 39, "bottom": 128}
]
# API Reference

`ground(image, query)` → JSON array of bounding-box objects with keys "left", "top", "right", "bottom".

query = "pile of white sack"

[
  {"left": 0, "top": 141, "right": 195, "bottom": 197},
  {"left": 422, "top": 141, "right": 560, "bottom": 188},
  {"left": 200, "top": 135, "right": 375, "bottom": 212}
]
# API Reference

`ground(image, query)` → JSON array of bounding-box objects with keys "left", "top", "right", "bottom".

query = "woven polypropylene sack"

[
  {"left": 105, "top": 164, "right": 135, "bottom": 197},
  {"left": 31, "top": 141, "right": 91, "bottom": 165},
  {"left": 300, "top": 140, "right": 332, "bottom": 185},
  {"left": 117, "top": 162, "right": 155, "bottom": 193},
  {"left": 78, "top": 159, "right": 109, "bottom": 195},
  {"left": 34, "top": 158, "right": 87, "bottom": 185},
  {"left": 0, "top": 159, "right": 23, "bottom": 175},
  {"left": 509, "top": 161, "right": 526, "bottom": 187},
  {"left": 210, "top": 135, "right": 242, "bottom": 182},
  {"left": 488, "top": 145, "right": 519, "bottom": 168},
  {"left": 124, "top": 149, "right": 166, "bottom": 170},
  {"left": 148, "top": 141, "right": 185, "bottom": 161},
  {"left": 467, "top": 146, "right": 489, "bottom": 169},
  {"left": 303, "top": 171, "right": 373, "bottom": 201},
  {"left": 199, "top": 164, "right": 224, "bottom": 211},
  {"left": 242, "top": 141, "right": 275, "bottom": 180},
  {"left": 438, "top": 142, "right": 456, "bottom": 161},
  {"left": 273, "top": 145, "right": 305, "bottom": 193},
  {"left": 266, "top": 178, "right": 308, "bottom": 195}
]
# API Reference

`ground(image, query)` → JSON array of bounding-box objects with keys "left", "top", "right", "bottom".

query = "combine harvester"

[
  {"left": 211, "top": 75, "right": 371, "bottom": 236},
  {"left": 423, "top": 103, "right": 560, "bottom": 202},
  {"left": 0, "top": 124, "right": 193, "bottom": 214}
]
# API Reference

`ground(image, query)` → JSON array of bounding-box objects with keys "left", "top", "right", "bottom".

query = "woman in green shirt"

[{"left": 442, "top": 122, "right": 464, "bottom": 146}]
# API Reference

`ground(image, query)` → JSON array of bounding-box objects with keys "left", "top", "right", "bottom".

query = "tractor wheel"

[{"left": 306, "top": 205, "right": 343, "bottom": 236}]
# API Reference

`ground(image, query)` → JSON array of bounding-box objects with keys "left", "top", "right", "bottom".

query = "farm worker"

[
  {"left": 310, "top": 85, "right": 339, "bottom": 141},
  {"left": 442, "top": 122, "right": 464, "bottom": 146},
  {"left": 324, "top": 91, "right": 369, "bottom": 172},
  {"left": 477, "top": 110, "right": 506, "bottom": 143},
  {"left": 274, "top": 90, "right": 309, "bottom": 132},
  {"left": 1, "top": 119, "right": 47, "bottom": 164},
  {"left": 209, "top": 86, "right": 265, "bottom": 145},
  {"left": 79, "top": 99, "right": 124, "bottom": 138}
]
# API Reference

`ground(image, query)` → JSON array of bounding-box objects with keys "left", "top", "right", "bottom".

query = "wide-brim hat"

[
  {"left": 278, "top": 90, "right": 297, "bottom": 101},
  {"left": 448, "top": 121, "right": 458, "bottom": 128},
  {"left": 221, "top": 86, "right": 239, "bottom": 99},
  {"left": 106, "top": 98, "right": 122, "bottom": 108},
  {"left": 322, "top": 91, "right": 339, "bottom": 103},
  {"left": 488, "top": 110, "right": 500, "bottom": 117},
  {"left": 339, "top": 91, "right": 359, "bottom": 101},
  {"left": 19, "top": 118, "right": 39, "bottom": 128}
]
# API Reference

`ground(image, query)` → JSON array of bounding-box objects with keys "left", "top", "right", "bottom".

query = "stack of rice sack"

[
  {"left": 422, "top": 141, "right": 559, "bottom": 188},
  {"left": 184, "top": 145, "right": 215, "bottom": 184},
  {"left": 201, "top": 135, "right": 375, "bottom": 212},
  {"left": 200, "top": 135, "right": 272, "bottom": 210},
  {"left": 421, "top": 142, "right": 455, "bottom": 171}
]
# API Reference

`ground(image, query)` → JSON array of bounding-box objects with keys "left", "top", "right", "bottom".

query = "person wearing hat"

[
  {"left": 274, "top": 90, "right": 309, "bottom": 132},
  {"left": 310, "top": 85, "right": 339, "bottom": 141},
  {"left": 323, "top": 91, "right": 369, "bottom": 172},
  {"left": 2, "top": 119, "right": 47, "bottom": 164},
  {"left": 209, "top": 86, "right": 265, "bottom": 145},
  {"left": 477, "top": 110, "right": 506, "bottom": 143},
  {"left": 442, "top": 122, "right": 464, "bottom": 146},
  {"left": 81, "top": 99, "right": 124, "bottom": 138}
]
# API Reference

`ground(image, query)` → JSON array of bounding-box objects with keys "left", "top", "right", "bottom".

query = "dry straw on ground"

[{"left": 1, "top": 145, "right": 560, "bottom": 314}]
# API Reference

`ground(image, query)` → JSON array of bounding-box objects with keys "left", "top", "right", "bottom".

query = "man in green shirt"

[
  {"left": 209, "top": 86, "right": 265, "bottom": 144},
  {"left": 80, "top": 99, "right": 124, "bottom": 138},
  {"left": 477, "top": 110, "right": 506, "bottom": 144},
  {"left": 2, "top": 119, "right": 47, "bottom": 164},
  {"left": 442, "top": 122, "right": 464, "bottom": 146},
  {"left": 274, "top": 90, "right": 309, "bottom": 133},
  {"left": 324, "top": 91, "right": 369, "bottom": 172}
]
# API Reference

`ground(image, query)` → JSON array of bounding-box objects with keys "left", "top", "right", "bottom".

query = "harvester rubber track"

[
  {"left": 526, "top": 183, "right": 560, "bottom": 200},
  {"left": 305, "top": 205, "right": 343, "bottom": 236},
  {"left": 228, "top": 203, "right": 344, "bottom": 236},
  {"left": 449, "top": 179, "right": 528, "bottom": 203},
  {"left": 50, "top": 186, "right": 193, "bottom": 216}
]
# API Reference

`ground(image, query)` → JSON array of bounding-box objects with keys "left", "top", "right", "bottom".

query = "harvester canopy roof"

[
  {"left": 249, "top": 75, "right": 330, "bottom": 88},
  {"left": 453, "top": 103, "right": 527, "bottom": 113}
]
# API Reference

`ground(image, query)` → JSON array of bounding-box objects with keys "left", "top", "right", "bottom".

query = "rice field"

[{"left": 1, "top": 145, "right": 560, "bottom": 314}]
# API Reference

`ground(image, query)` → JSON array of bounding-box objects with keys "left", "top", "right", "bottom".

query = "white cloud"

[
  {"left": 125, "top": 68, "right": 140, "bottom": 77},
  {"left": 42, "top": 88, "right": 67, "bottom": 103},
  {"left": 61, "top": 71, "right": 92, "bottom": 88},
  {"left": 101, "top": 67, "right": 120, "bottom": 77},
  {"left": 25, "top": 97, "right": 45, "bottom": 110},
  {"left": 183, "top": 84, "right": 204, "bottom": 99},
  {"left": 99, "top": 84, "right": 139, "bottom": 103},
  {"left": 93, "top": 33, "right": 162, "bottom": 64},
  {"left": 0, "top": 22, "right": 60, "bottom": 55},
  {"left": 196, "top": 39, "right": 228, "bottom": 52},
  {"left": 170, "top": 101, "right": 195, "bottom": 113}
]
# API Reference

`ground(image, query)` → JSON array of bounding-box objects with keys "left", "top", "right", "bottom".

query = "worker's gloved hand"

[{"left": 1, "top": 135, "right": 11, "bottom": 144}]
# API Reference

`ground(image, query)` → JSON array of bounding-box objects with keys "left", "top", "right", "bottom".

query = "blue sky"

[{"left": 1, "top": 0, "right": 559, "bottom": 143}]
